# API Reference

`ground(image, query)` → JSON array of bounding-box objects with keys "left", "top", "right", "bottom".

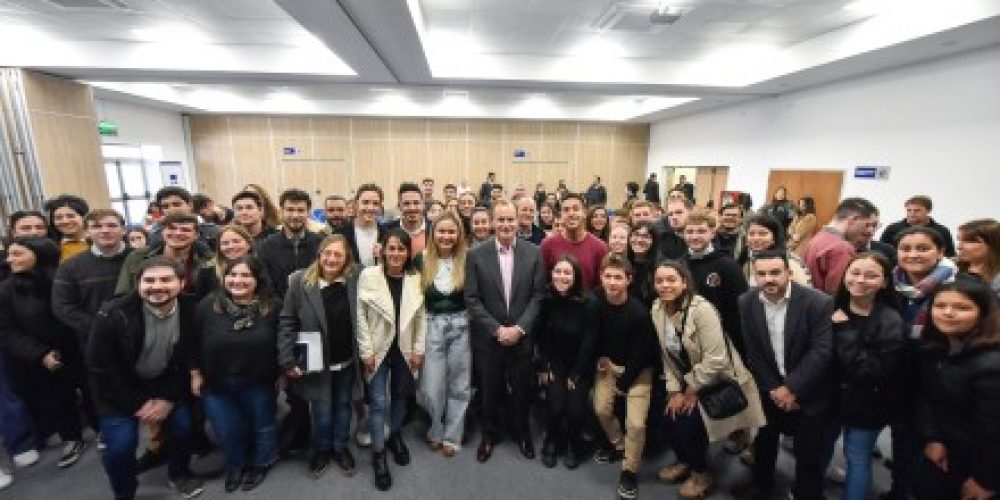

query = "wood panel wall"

[
  {"left": 21, "top": 71, "right": 108, "bottom": 205},
  {"left": 189, "top": 116, "right": 649, "bottom": 207}
]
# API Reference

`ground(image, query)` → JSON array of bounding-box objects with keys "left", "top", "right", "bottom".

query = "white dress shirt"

[{"left": 759, "top": 285, "right": 792, "bottom": 376}]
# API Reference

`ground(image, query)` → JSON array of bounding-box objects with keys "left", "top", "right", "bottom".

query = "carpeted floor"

[{"left": 3, "top": 420, "right": 892, "bottom": 499}]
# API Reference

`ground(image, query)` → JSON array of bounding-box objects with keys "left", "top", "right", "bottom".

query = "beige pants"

[{"left": 593, "top": 365, "right": 652, "bottom": 473}]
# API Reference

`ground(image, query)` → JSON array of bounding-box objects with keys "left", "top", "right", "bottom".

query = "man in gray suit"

[
  {"left": 464, "top": 199, "right": 546, "bottom": 463},
  {"left": 734, "top": 249, "right": 834, "bottom": 500}
]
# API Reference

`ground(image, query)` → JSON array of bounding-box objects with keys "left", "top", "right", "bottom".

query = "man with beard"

[
  {"left": 324, "top": 195, "right": 350, "bottom": 233},
  {"left": 89, "top": 257, "right": 204, "bottom": 499},
  {"left": 384, "top": 182, "right": 431, "bottom": 256},
  {"left": 732, "top": 250, "right": 833, "bottom": 500}
]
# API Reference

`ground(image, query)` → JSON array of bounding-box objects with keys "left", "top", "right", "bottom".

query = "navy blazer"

[{"left": 738, "top": 281, "right": 834, "bottom": 417}]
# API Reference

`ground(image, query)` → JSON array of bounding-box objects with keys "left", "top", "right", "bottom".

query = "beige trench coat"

[
  {"left": 356, "top": 265, "right": 426, "bottom": 382},
  {"left": 652, "top": 295, "right": 766, "bottom": 441}
]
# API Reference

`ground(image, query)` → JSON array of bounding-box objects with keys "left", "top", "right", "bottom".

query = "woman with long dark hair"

[
  {"left": 191, "top": 255, "right": 281, "bottom": 491},
  {"left": 586, "top": 205, "right": 610, "bottom": 242},
  {"left": 823, "top": 252, "right": 905, "bottom": 500},
  {"left": 914, "top": 278, "right": 1000, "bottom": 500},
  {"left": 279, "top": 234, "right": 360, "bottom": 478},
  {"left": 652, "top": 260, "right": 764, "bottom": 498},
  {"left": 626, "top": 221, "right": 659, "bottom": 306},
  {"left": 43, "top": 194, "right": 90, "bottom": 262},
  {"left": 535, "top": 255, "right": 598, "bottom": 469},
  {"left": 0, "top": 237, "right": 85, "bottom": 468},
  {"left": 788, "top": 197, "right": 817, "bottom": 257},
  {"left": 357, "top": 228, "right": 426, "bottom": 490},
  {"left": 886, "top": 226, "right": 958, "bottom": 499},
  {"left": 738, "top": 214, "right": 811, "bottom": 286},
  {"left": 760, "top": 186, "right": 796, "bottom": 233},
  {"left": 956, "top": 219, "right": 1000, "bottom": 297}
]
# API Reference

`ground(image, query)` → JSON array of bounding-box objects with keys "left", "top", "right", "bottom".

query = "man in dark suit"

[
  {"left": 734, "top": 249, "right": 834, "bottom": 500},
  {"left": 464, "top": 199, "right": 546, "bottom": 463},
  {"left": 478, "top": 172, "right": 496, "bottom": 207}
]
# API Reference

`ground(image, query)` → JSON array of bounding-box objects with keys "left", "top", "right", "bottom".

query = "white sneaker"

[
  {"left": 0, "top": 470, "right": 11, "bottom": 490},
  {"left": 355, "top": 418, "right": 372, "bottom": 448},
  {"left": 825, "top": 465, "right": 847, "bottom": 483},
  {"left": 13, "top": 449, "right": 39, "bottom": 468}
]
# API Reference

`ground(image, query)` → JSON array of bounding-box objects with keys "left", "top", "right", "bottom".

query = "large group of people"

[{"left": 0, "top": 173, "right": 998, "bottom": 500}]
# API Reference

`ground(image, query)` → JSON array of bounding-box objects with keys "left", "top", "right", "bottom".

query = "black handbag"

[{"left": 663, "top": 305, "right": 749, "bottom": 420}]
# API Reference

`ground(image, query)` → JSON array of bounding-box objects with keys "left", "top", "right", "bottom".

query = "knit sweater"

[
  {"left": 52, "top": 246, "right": 131, "bottom": 342},
  {"left": 803, "top": 228, "right": 856, "bottom": 295},
  {"left": 541, "top": 232, "right": 608, "bottom": 290}
]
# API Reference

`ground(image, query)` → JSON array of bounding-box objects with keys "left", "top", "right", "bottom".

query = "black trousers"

[
  {"left": 752, "top": 399, "right": 829, "bottom": 500},
  {"left": 663, "top": 408, "right": 709, "bottom": 472},
  {"left": 9, "top": 360, "right": 83, "bottom": 444},
  {"left": 475, "top": 338, "right": 532, "bottom": 441},
  {"left": 914, "top": 451, "right": 970, "bottom": 500},
  {"left": 542, "top": 372, "right": 590, "bottom": 453}
]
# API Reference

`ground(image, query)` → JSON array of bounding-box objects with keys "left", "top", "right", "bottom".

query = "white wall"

[
  {"left": 647, "top": 44, "right": 1000, "bottom": 233},
  {"left": 94, "top": 98, "right": 193, "bottom": 189}
]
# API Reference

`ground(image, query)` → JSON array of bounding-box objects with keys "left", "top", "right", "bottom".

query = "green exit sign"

[{"left": 98, "top": 120, "right": 118, "bottom": 136}]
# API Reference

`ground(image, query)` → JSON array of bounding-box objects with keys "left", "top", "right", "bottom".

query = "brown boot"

[
  {"left": 657, "top": 462, "right": 691, "bottom": 483},
  {"left": 678, "top": 471, "right": 713, "bottom": 499}
]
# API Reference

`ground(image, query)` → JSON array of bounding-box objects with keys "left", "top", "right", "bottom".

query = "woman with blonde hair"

[
  {"left": 415, "top": 211, "right": 470, "bottom": 457},
  {"left": 279, "top": 234, "right": 361, "bottom": 479},
  {"left": 215, "top": 225, "right": 256, "bottom": 281}
]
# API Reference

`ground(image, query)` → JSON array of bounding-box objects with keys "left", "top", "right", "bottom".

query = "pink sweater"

[{"left": 802, "top": 228, "right": 855, "bottom": 295}]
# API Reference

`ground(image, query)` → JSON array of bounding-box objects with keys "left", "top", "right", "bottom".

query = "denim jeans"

[
  {"left": 368, "top": 348, "right": 413, "bottom": 453},
  {"left": 98, "top": 402, "right": 193, "bottom": 498},
  {"left": 309, "top": 367, "right": 355, "bottom": 454},
  {"left": 202, "top": 377, "right": 277, "bottom": 472},
  {"left": 0, "top": 355, "right": 36, "bottom": 455},
  {"left": 420, "top": 312, "right": 471, "bottom": 448},
  {"left": 823, "top": 425, "right": 883, "bottom": 500}
]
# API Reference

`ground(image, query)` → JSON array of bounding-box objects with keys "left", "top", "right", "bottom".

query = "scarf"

[
  {"left": 893, "top": 258, "right": 957, "bottom": 299},
  {"left": 223, "top": 297, "right": 260, "bottom": 331},
  {"left": 893, "top": 258, "right": 957, "bottom": 338}
]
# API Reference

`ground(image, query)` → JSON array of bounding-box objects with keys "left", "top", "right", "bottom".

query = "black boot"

[
  {"left": 541, "top": 438, "right": 558, "bottom": 468},
  {"left": 386, "top": 433, "right": 410, "bottom": 466},
  {"left": 373, "top": 451, "right": 392, "bottom": 491},
  {"left": 564, "top": 437, "right": 583, "bottom": 470}
]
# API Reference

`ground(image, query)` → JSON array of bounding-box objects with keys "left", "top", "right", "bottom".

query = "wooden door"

[
  {"left": 693, "top": 166, "right": 729, "bottom": 208},
  {"left": 766, "top": 169, "right": 844, "bottom": 226}
]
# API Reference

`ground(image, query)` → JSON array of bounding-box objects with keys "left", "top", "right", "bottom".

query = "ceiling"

[{"left": 2, "top": 0, "right": 999, "bottom": 122}]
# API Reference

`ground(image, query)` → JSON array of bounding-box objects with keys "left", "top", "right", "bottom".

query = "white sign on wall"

[{"left": 160, "top": 161, "right": 185, "bottom": 187}]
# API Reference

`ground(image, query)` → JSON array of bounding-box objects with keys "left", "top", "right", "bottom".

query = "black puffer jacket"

[
  {"left": 0, "top": 272, "right": 78, "bottom": 366},
  {"left": 918, "top": 341, "right": 1000, "bottom": 492},
  {"left": 831, "top": 304, "right": 905, "bottom": 429},
  {"left": 86, "top": 293, "right": 197, "bottom": 416}
]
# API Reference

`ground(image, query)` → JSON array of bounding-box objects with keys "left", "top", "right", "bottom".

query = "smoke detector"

[{"left": 650, "top": 5, "right": 682, "bottom": 25}]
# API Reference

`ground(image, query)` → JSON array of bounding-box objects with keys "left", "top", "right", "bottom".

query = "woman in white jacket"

[{"left": 356, "top": 227, "right": 426, "bottom": 491}]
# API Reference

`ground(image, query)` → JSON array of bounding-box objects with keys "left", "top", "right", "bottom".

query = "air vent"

[
  {"left": 591, "top": 2, "right": 668, "bottom": 34},
  {"left": 40, "top": 0, "right": 130, "bottom": 10}
]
